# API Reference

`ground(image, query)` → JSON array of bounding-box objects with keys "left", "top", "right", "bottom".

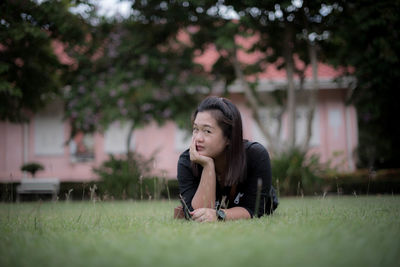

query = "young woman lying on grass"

[{"left": 177, "top": 96, "right": 278, "bottom": 222}]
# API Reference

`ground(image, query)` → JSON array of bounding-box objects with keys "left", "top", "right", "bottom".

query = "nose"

[{"left": 193, "top": 131, "right": 204, "bottom": 143}]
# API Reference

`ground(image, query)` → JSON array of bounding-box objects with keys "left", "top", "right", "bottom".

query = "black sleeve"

[
  {"left": 177, "top": 150, "right": 199, "bottom": 211},
  {"left": 233, "top": 142, "right": 272, "bottom": 218}
]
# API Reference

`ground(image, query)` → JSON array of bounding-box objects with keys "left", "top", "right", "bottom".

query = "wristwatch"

[{"left": 216, "top": 209, "right": 226, "bottom": 221}]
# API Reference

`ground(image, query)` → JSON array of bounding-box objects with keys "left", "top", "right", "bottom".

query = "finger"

[
  {"left": 191, "top": 209, "right": 205, "bottom": 220},
  {"left": 189, "top": 139, "right": 197, "bottom": 158},
  {"left": 200, "top": 216, "right": 210, "bottom": 222},
  {"left": 190, "top": 147, "right": 200, "bottom": 163},
  {"left": 194, "top": 216, "right": 203, "bottom": 222},
  {"left": 198, "top": 215, "right": 209, "bottom": 222},
  {"left": 189, "top": 211, "right": 196, "bottom": 219},
  {"left": 190, "top": 137, "right": 196, "bottom": 150},
  {"left": 192, "top": 212, "right": 202, "bottom": 222},
  {"left": 190, "top": 210, "right": 200, "bottom": 220}
]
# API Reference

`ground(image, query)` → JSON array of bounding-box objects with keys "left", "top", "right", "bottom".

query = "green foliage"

[
  {"left": 20, "top": 162, "right": 44, "bottom": 177},
  {"left": 271, "top": 148, "right": 327, "bottom": 195},
  {"left": 93, "top": 153, "right": 156, "bottom": 200},
  {"left": 323, "top": 0, "right": 400, "bottom": 169},
  {"left": 0, "top": 0, "right": 92, "bottom": 122},
  {"left": 64, "top": 12, "right": 207, "bottom": 140},
  {"left": 127, "top": 1, "right": 342, "bottom": 153}
]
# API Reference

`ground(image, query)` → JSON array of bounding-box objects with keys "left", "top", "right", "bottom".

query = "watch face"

[{"left": 217, "top": 209, "right": 226, "bottom": 221}]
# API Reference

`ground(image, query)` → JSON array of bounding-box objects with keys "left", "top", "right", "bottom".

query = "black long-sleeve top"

[{"left": 177, "top": 140, "right": 277, "bottom": 218}]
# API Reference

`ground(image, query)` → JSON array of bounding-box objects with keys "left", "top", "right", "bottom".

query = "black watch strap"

[{"left": 216, "top": 209, "right": 226, "bottom": 221}]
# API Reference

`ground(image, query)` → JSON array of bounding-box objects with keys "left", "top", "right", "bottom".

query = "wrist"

[
  {"left": 216, "top": 209, "right": 226, "bottom": 221},
  {"left": 201, "top": 158, "right": 214, "bottom": 169}
]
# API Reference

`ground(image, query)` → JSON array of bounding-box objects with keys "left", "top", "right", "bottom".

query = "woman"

[{"left": 177, "top": 96, "right": 278, "bottom": 222}]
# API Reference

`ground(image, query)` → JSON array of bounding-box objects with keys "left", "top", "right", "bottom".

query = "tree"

[
  {"left": 63, "top": 9, "right": 209, "bottom": 153},
  {"left": 128, "top": 1, "right": 344, "bottom": 154},
  {"left": 323, "top": 0, "right": 400, "bottom": 169},
  {"left": 227, "top": 0, "right": 341, "bottom": 153},
  {"left": 0, "top": 0, "right": 92, "bottom": 122}
]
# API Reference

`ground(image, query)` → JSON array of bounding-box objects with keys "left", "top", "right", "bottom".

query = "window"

[
  {"left": 252, "top": 106, "right": 320, "bottom": 148},
  {"left": 104, "top": 121, "right": 134, "bottom": 154},
  {"left": 295, "top": 106, "right": 320, "bottom": 147},
  {"left": 252, "top": 107, "right": 283, "bottom": 147},
  {"left": 70, "top": 132, "right": 94, "bottom": 162},
  {"left": 175, "top": 127, "right": 191, "bottom": 153},
  {"left": 328, "top": 108, "right": 342, "bottom": 140},
  {"left": 34, "top": 103, "right": 64, "bottom": 156}
]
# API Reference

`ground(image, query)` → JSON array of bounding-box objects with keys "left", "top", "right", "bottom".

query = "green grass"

[{"left": 1, "top": 196, "right": 399, "bottom": 267}]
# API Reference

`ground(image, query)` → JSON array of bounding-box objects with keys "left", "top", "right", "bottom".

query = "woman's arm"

[
  {"left": 223, "top": 207, "right": 251, "bottom": 220},
  {"left": 190, "top": 206, "right": 250, "bottom": 222},
  {"left": 189, "top": 138, "right": 216, "bottom": 209},
  {"left": 191, "top": 161, "right": 216, "bottom": 209}
]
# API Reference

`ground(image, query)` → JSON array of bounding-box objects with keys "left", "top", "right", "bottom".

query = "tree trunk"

[
  {"left": 303, "top": 41, "right": 318, "bottom": 151},
  {"left": 283, "top": 27, "right": 296, "bottom": 148},
  {"left": 230, "top": 48, "right": 278, "bottom": 154},
  {"left": 127, "top": 121, "right": 135, "bottom": 159}
]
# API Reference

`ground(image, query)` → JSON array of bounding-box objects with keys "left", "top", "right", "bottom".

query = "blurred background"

[{"left": 1, "top": 0, "right": 399, "bottom": 200}]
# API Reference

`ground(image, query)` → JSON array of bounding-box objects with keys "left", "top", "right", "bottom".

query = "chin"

[{"left": 198, "top": 151, "right": 209, "bottom": 157}]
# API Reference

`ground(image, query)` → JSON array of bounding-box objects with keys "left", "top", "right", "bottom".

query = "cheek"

[{"left": 211, "top": 137, "right": 228, "bottom": 153}]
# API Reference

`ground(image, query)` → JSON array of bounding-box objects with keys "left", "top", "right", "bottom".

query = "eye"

[
  {"left": 204, "top": 129, "right": 212, "bottom": 134},
  {"left": 192, "top": 127, "right": 199, "bottom": 133}
]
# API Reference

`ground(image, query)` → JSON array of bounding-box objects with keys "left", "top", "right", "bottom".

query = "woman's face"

[{"left": 192, "top": 111, "right": 229, "bottom": 159}]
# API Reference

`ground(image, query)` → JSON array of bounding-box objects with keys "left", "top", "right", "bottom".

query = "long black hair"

[{"left": 191, "top": 96, "right": 246, "bottom": 186}]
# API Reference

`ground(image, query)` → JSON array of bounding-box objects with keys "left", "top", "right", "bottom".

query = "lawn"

[{"left": 0, "top": 196, "right": 399, "bottom": 267}]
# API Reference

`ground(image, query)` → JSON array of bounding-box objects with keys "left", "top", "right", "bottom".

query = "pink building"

[
  {"left": 0, "top": 82, "right": 357, "bottom": 183},
  {"left": 0, "top": 39, "right": 358, "bottom": 183}
]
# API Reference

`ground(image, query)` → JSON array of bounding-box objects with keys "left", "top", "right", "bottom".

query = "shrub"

[
  {"left": 141, "top": 177, "right": 165, "bottom": 200},
  {"left": 56, "top": 178, "right": 182, "bottom": 201},
  {"left": 322, "top": 168, "right": 400, "bottom": 195},
  {"left": 93, "top": 152, "right": 153, "bottom": 200},
  {"left": 20, "top": 162, "right": 44, "bottom": 177},
  {"left": 271, "top": 148, "right": 327, "bottom": 196}
]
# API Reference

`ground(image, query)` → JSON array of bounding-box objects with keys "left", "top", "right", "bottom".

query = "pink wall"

[
  {"left": 0, "top": 91, "right": 358, "bottom": 183},
  {"left": 0, "top": 120, "right": 104, "bottom": 182},
  {"left": 134, "top": 121, "right": 180, "bottom": 178},
  {"left": 298, "top": 90, "right": 358, "bottom": 171},
  {"left": 0, "top": 122, "right": 24, "bottom": 181}
]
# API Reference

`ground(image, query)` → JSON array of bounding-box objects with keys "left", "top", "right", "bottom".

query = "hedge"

[{"left": 1, "top": 169, "right": 399, "bottom": 201}]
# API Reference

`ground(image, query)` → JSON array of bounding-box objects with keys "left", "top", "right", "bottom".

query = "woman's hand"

[
  {"left": 189, "top": 138, "right": 213, "bottom": 167},
  {"left": 190, "top": 208, "right": 217, "bottom": 222}
]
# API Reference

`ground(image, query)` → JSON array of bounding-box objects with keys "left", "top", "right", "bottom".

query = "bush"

[
  {"left": 58, "top": 182, "right": 101, "bottom": 201},
  {"left": 140, "top": 177, "right": 170, "bottom": 200},
  {"left": 20, "top": 162, "right": 44, "bottom": 177},
  {"left": 271, "top": 148, "right": 327, "bottom": 196},
  {"left": 161, "top": 179, "right": 180, "bottom": 199},
  {"left": 93, "top": 153, "right": 154, "bottom": 200},
  {"left": 322, "top": 168, "right": 400, "bottom": 195},
  {"left": 55, "top": 178, "right": 181, "bottom": 201}
]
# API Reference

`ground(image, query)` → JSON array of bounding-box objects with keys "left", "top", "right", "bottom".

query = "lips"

[{"left": 196, "top": 145, "right": 204, "bottom": 151}]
